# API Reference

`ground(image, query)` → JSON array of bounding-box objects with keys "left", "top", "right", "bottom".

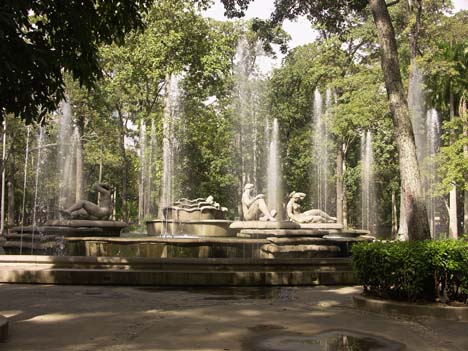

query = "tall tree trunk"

[
  {"left": 391, "top": 190, "right": 398, "bottom": 239},
  {"left": 97, "top": 151, "right": 103, "bottom": 205},
  {"left": 117, "top": 108, "right": 129, "bottom": 221},
  {"left": 0, "top": 120, "right": 6, "bottom": 233},
  {"left": 448, "top": 91, "right": 458, "bottom": 238},
  {"left": 75, "top": 136, "right": 83, "bottom": 202},
  {"left": 138, "top": 121, "right": 145, "bottom": 224},
  {"left": 369, "top": 0, "right": 430, "bottom": 240},
  {"left": 7, "top": 145, "right": 15, "bottom": 225}
]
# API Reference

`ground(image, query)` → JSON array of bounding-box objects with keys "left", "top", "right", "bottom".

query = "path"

[{"left": 0, "top": 284, "right": 466, "bottom": 350}]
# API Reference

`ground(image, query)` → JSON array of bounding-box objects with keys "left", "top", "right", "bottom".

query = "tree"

[
  {"left": 220, "top": 0, "right": 431, "bottom": 240},
  {"left": 62, "top": 1, "right": 240, "bottom": 222},
  {"left": 0, "top": 0, "right": 152, "bottom": 124}
]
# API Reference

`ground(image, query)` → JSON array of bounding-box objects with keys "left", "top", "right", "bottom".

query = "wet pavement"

[{"left": 0, "top": 284, "right": 467, "bottom": 350}]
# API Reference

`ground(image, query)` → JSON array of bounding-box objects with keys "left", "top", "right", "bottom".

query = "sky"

[{"left": 203, "top": 0, "right": 468, "bottom": 73}]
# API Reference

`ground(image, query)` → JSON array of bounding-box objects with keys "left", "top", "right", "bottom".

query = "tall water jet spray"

[
  {"left": 139, "top": 120, "right": 158, "bottom": 223},
  {"left": 312, "top": 88, "right": 332, "bottom": 212},
  {"left": 426, "top": 108, "right": 441, "bottom": 237},
  {"left": 57, "top": 102, "right": 83, "bottom": 211},
  {"left": 138, "top": 121, "right": 147, "bottom": 223},
  {"left": 361, "top": 131, "right": 375, "bottom": 231},
  {"left": 267, "top": 118, "right": 282, "bottom": 218},
  {"left": 147, "top": 121, "right": 157, "bottom": 217},
  {"left": 408, "top": 64, "right": 426, "bottom": 163},
  {"left": 19, "top": 126, "right": 31, "bottom": 254},
  {"left": 160, "top": 74, "right": 182, "bottom": 222},
  {"left": 31, "top": 127, "right": 45, "bottom": 253}
]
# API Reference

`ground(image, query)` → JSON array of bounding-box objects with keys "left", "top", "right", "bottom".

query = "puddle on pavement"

[{"left": 252, "top": 330, "right": 404, "bottom": 351}]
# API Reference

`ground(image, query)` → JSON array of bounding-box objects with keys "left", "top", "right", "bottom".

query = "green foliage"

[
  {"left": 0, "top": 0, "right": 152, "bottom": 123},
  {"left": 434, "top": 101, "right": 468, "bottom": 194},
  {"left": 61, "top": 1, "right": 241, "bottom": 221},
  {"left": 352, "top": 240, "right": 468, "bottom": 303}
]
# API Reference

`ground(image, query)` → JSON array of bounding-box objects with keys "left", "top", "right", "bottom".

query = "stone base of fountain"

[
  {"left": 229, "top": 221, "right": 373, "bottom": 258},
  {"left": 3, "top": 220, "right": 128, "bottom": 254},
  {"left": 146, "top": 219, "right": 234, "bottom": 237},
  {"left": 230, "top": 221, "right": 300, "bottom": 230}
]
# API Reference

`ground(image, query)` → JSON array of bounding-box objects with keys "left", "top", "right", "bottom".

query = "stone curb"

[
  {"left": 0, "top": 315, "right": 8, "bottom": 342},
  {"left": 353, "top": 295, "right": 468, "bottom": 321}
]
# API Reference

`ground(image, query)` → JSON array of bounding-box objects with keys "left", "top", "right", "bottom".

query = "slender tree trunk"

[
  {"left": 7, "top": 147, "right": 15, "bottom": 225},
  {"left": 391, "top": 190, "right": 398, "bottom": 239},
  {"left": 138, "top": 121, "right": 145, "bottom": 224},
  {"left": 0, "top": 120, "right": 6, "bottom": 233},
  {"left": 342, "top": 153, "right": 348, "bottom": 228},
  {"left": 97, "top": 151, "right": 103, "bottom": 205},
  {"left": 449, "top": 91, "right": 458, "bottom": 238},
  {"left": 336, "top": 143, "right": 345, "bottom": 226},
  {"left": 75, "top": 136, "right": 83, "bottom": 202},
  {"left": 117, "top": 108, "right": 129, "bottom": 221},
  {"left": 369, "top": 0, "right": 430, "bottom": 240}
]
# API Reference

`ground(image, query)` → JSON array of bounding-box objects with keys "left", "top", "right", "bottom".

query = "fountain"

[
  {"left": 426, "top": 108, "right": 442, "bottom": 237},
  {"left": 407, "top": 64, "right": 444, "bottom": 238},
  {"left": 361, "top": 130, "right": 376, "bottom": 232},
  {"left": 146, "top": 196, "right": 233, "bottom": 237},
  {"left": 160, "top": 75, "right": 181, "bottom": 219},
  {"left": 267, "top": 118, "right": 282, "bottom": 219},
  {"left": 3, "top": 103, "right": 128, "bottom": 255},
  {"left": 0, "top": 39, "right": 373, "bottom": 286}
]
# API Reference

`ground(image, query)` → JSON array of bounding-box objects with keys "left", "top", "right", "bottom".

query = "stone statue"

[
  {"left": 241, "top": 184, "right": 277, "bottom": 221},
  {"left": 60, "top": 183, "right": 113, "bottom": 220},
  {"left": 286, "top": 191, "right": 337, "bottom": 223}
]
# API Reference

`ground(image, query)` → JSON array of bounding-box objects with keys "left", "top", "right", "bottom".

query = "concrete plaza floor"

[{"left": 0, "top": 284, "right": 467, "bottom": 350}]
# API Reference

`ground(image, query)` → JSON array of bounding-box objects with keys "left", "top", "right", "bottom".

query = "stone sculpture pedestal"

[
  {"left": 229, "top": 221, "right": 373, "bottom": 258},
  {"left": 3, "top": 220, "right": 128, "bottom": 254},
  {"left": 45, "top": 219, "right": 128, "bottom": 237}
]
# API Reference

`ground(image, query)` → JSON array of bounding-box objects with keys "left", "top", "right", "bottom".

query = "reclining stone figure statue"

[
  {"left": 286, "top": 191, "right": 336, "bottom": 223},
  {"left": 60, "top": 183, "right": 113, "bottom": 220}
]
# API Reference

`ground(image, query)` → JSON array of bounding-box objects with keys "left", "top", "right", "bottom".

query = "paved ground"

[{"left": 0, "top": 284, "right": 467, "bottom": 350}]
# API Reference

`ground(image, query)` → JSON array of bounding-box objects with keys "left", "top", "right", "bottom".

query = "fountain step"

[
  {"left": 238, "top": 228, "right": 371, "bottom": 239},
  {"left": 238, "top": 229, "right": 325, "bottom": 238},
  {"left": 0, "top": 255, "right": 356, "bottom": 286},
  {"left": 230, "top": 221, "right": 300, "bottom": 230},
  {"left": 45, "top": 220, "right": 128, "bottom": 228},
  {"left": 298, "top": 223, "right": 344, "bottom": 229},
  {"left": 260, "top": 244, "right": 341, "bottom": 259},
  {"left": 9, "top": 223, "right": 123, "bottom": 237},
  {"left": 266, "top": 237, "right": 334, "bottom": 246},
  {"left": 9, "top": 226, "right": 102, "bottom": 234}
]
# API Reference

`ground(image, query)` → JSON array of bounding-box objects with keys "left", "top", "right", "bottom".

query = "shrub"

[{"left": 352, "top": 240, "right": 468, "bottom": 303}]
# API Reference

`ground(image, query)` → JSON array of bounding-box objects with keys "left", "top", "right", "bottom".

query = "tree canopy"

[{"left": 0, "top": 0, "right": 152, "bottom": 123}]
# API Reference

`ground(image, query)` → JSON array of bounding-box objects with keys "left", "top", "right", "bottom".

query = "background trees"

[{"left": 1, "top": 1, "right": 466, "bottom": 238}]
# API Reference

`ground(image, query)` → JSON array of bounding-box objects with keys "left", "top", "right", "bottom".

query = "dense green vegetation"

[
  {"left": 353, "top": 240, "right": 468, "bottom": 303},
  {"left": 1, "top": 1, "right": 467, "bottom": 236}
]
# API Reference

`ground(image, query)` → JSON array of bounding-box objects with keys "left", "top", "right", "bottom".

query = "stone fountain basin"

[
  {"left": 162, "top": 206, "right": 227, "bottom": 220},
  {"left": 146, "top": 219, "right": 234, "bottom": 237}
]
